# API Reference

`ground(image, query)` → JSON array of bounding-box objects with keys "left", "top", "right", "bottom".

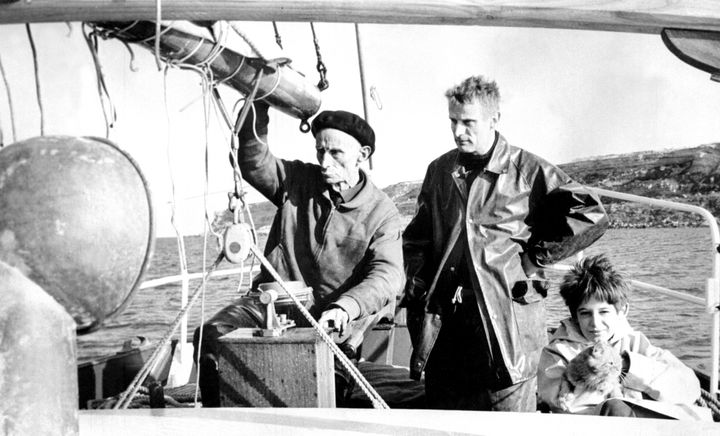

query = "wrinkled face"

[
  {"left": 576, "top": 297, "right": 628, "bottom": 342},
  {"left": 315, "top": 128, "right": 370, "bottom": 189},
  {"left": 448, "top": 99, "right": 498, "bottom": 155}
]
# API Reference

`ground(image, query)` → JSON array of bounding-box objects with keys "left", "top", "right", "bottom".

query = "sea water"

[{"left": 77, "top": 227, "right": 717, "bottom": 374}]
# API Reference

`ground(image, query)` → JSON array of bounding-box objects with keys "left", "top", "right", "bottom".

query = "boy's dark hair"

[{"left": 559, "top": 254, "right": 629, "bottom": 316}]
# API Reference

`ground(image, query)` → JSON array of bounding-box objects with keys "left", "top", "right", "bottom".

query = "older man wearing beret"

[{"left": 193, "top": 101, "right": 404, "bottom": 407}]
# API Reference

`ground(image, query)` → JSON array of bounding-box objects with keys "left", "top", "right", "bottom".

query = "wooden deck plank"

[{"left": 2, "top": 1, "right": 720, "bottom": 33}]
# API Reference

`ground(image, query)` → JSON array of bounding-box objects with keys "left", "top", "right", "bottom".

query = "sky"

[{"left": 1, "top": 21, "right": 719, "bottom": 237}]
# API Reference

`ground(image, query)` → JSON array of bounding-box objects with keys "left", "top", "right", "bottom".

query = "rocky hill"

[
  {"left": 216, "top": 143, "right": 720, "bottom": 230},
  {"left": 560, "top": 143, "right": 720, "bottom": 228}
]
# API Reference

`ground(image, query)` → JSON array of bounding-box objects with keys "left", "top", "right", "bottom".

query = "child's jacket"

[{"left": 537, "top": 317, "right": 709, "bottom": 420}]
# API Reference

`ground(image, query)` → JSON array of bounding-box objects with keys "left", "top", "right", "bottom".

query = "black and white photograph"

[{"left": 1, "top": 1, "right": 719, "bottom": 435}]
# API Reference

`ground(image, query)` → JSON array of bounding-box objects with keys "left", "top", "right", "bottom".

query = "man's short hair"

[
  {"left": 311, "top": 110, "right": 375, "bottom": 155},
  {"left": 445, "top": 75, "right": 500, "bottom": 116},
  {"left": 559, "top": 254, "right": 630, "bottom": 316}
]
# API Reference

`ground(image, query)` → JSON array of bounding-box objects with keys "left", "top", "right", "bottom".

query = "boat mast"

[{"left": 354, "top": 23, "right": 373, "bottom": 170}]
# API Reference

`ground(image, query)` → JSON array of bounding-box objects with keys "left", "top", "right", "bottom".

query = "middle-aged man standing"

[
  {"left": 194, "top": 102, "right": 404, "bottom": 407},
  {"left": 402, "top": 75, "right": 609, "bottom": 411}
]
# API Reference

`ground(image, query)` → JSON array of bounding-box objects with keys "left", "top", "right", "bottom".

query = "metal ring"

[{"left": 299, "top": 119, "right": 311, "bottom": 133}]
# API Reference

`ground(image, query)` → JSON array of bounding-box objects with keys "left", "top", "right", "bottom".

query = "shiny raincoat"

[{"left": 402, "top": 133, "right": 608, "bottom": 384}]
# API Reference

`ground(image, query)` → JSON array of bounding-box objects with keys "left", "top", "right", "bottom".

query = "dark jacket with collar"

[
  {"left": 402, "top": 133, "right": 608, "bottom": 384},
  {"left": 237, "top": 110, "right": 404, "bottom": 347}
]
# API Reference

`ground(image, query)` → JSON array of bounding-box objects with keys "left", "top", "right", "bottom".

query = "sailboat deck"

[{"left": 79, "top": 406, "right": 718, "bottom": 435}]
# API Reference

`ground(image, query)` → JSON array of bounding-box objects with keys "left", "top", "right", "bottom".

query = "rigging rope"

[
  {"left": 309, "top": 23, "right": 329, "bottom": 91},
  {"left": 88, "top": 22, "right": 140, "bottom": 76},
  {"left": 215, "top": 54, "right": 245, "bottom": 86},
  {"left": 247, "top": 243, "right": 389, "bottom": 409},
  {"left": 98, "top": 20, "right": 383, "bottom": 407},
  {"left": 227, "top": 69, "right": 265, "bottom": 230},
  {"left": 82, "top": 24, "right": 117, "bottom": 138},
  {"left": 120, "top": 40, "right": 140, "bottom": 72},
  {"left": 152, "top": 41, "right": 256, "bottom": 402},
  {"left": 97, "top": 385, "right": 192, "bottom": 409},
  {"left": 698, "top": 388, "right": 720, "bottom": 421},
  {"left": 201, "top": 72, "right": 222, "bottom": 240},
  {"left": 114, "top": 254, "right": 225, "bottom": 409},
  {"left": 255, "top": 66, "right": 284, "bottom": 102},
  {"left": 24, "top": 24, "right": 44, "bottom": 136},
  {"left": 272, "top": 22, "right": 283, "bottom": 49},
  {"left": 0, "top": 53, "right": 16, "bottom": 146},
  {"left": 154, "top": 0, "right": 163, "bottom": 70},
  {"left": 208, "top": 57, "right": 387, "bottom": 406},
  {"left": 229, "top": 22, "right": 270, "bottom": 62},
  {"left": 160, "top": 63, "right": 194, "bottom": 402},
  {"left": 218, "top": 65, "right": 386, "bottom": 406},
  {"left": 99, "top": 24, "right": 264, "bottom": 393},
  {"left": 196, "top": 179, "right": 212, "bottom": 407},
  {"left": 209, "top": 89, "right": 258, "bottom": 292},
  {"left": 160, "top": 64, "right": 229, "bottom": 406},
  {"left": 200, "top": 71, "right": 228, "bottom": 407},
  {"left": 158, "top": 62, "right": 221, "bottom": 405},
  {"left": 162, "top": 65, "right": 190, "bottom": 294},
  {"left": 190, "top": 22, "right": 228, "bottom": 70}
]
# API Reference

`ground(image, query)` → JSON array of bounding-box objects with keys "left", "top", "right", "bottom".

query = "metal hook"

[{"left": 370, "top": 86, "right": 383, "bottom": 110}]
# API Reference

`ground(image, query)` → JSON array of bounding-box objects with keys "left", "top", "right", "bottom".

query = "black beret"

[{"left": 311, "top": 110, "right": 375, "bottom": 155}]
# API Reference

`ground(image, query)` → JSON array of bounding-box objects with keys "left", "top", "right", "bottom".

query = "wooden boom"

[
  {"left": 93, "top": 21, "right": 321, "bottom": 120},
  {"left": 1, "top": 1, "right": 720, "bottom": 34}
]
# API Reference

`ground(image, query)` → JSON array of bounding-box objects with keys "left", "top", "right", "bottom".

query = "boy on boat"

[
  {"left": 193, "top": 101, "right": 404, "bottom": 407},
  {"left": 537, "top": 254, "right": 710, "bottom": 420}
]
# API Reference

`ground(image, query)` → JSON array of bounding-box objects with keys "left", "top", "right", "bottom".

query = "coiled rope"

[
  {"left": 97, "top": 385, "right": 193, "bottom": 409},
  {"left": 697, "top": 388, "right": 720, "bottom": 421}
]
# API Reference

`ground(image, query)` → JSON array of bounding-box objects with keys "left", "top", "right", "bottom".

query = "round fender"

[{"left": 0, "top": 136, "right": 154, "bottom": 333}]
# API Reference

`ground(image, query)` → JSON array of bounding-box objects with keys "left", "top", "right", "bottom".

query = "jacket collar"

[
  {"left": 337, "top": 168, "right": 374, "bottom": 210},
  {"left": 485, "top": 132, "right": 512, "bottom": 175},
  {"left": 451, "top": 131, "right": 511, "bottom": 177},
  {"left": 554, "top": 316, "right": 634, "bottom": 346},
  {"left": 450, "top": 132, "right": 510, "bottom": 201}
]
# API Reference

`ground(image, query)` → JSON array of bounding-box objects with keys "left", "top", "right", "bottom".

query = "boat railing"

[
  {"left": 138, "top": 188, "right": 720, "bottom": 396},
  {"left": 139, "top": 266, "right": 261, "bottom": 291},
  {"left": 546, "top": 187, "right": 720, "bottom": 396}
]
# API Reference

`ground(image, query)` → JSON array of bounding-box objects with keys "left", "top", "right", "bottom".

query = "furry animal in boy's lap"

[{"left": 557, "top": 341, "right": 624, "bottom": 412}]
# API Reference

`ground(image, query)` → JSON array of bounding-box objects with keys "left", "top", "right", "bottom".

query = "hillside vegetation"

[
  {"left": 560, "top": 143, "right": 720, "bottom": 228},
  {"left": 217, "top": 143, "right": 720, "bottom": 230}
]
